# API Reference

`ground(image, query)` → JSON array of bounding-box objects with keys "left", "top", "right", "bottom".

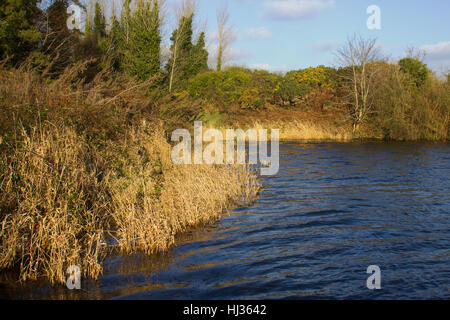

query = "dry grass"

[
  {"left": 108, "top": 123, "right": 260, "bottom": 255},
  {"left": 217, "top": 103, "right": 354, "bottom": 141},
  {"left": 0, "top": 125, "right": 109, "bottom": 284},
  {"left": 0, "top": 121, "right": 260, "bottom": 284},
  {"left": 249, "top": 120, "right": 353, "bottom": 141},
  {"left": 0, "top": 65, "right": 261, "bottom": 285},
  {"left": 194, "top": 118, "right": 353, "bottom": 142}
]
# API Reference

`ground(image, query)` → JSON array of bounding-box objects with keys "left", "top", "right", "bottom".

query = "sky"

[
  {"left": 188, "top": 0, "right": 450, "bottom": 75},
  {"left": 50, "top": 0, "right": 450, "bottom": 75}
]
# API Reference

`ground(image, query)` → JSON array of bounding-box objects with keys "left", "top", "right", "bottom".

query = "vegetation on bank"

[
  {"left": 0, "top": 61, "right": 260, "bottom": 284},
  {"left": 0, "top": 0, "right": 448, "bottom": 284}
]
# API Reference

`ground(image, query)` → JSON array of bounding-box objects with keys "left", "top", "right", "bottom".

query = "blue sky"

[{"left": 191, "top": 0, "right": 450, "bottom": 74}]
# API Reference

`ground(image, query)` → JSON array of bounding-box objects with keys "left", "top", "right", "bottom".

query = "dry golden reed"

[
  {"left": 0, "top": 125, "right": 108, "bottom": 284},
  {"left": 108, "top": 123, "right": 260, "bottom": 254},
  {"left": 248, "top": 120, "right": 353, "bottom": 141},
  {"left": 0, "top": 122, "right": 260, "bottom": 284},
  {"left": 0, "top": 65, "right": 261, "bottom": 285}
]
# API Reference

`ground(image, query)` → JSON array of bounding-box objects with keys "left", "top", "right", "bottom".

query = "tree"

[
  {"left": 105, "top": 3, "right": 123, "bottom": 70},
  {"left": 0, "top": 0, "right": 42, "bottom": 64},
  {"left": 215, "top": 4, "right": 234, "bottom": 71},
  {"left": 166, "top": 0, "right": 195, "bottom": 92},
  {"left": 336, "top": 35, "right": 383, "bottom": 133},
  {"left": 93, "top": 2, "right": 106, "bottom": 41},
  {"left": 399, "top": 57, "right": 430, "bottom": 87},
  {"left": 122, "top": 0, "right": 161, "bottom": 80},
  {"left": 34, "top": 0, "right": 84, "bottom": 75},
  {"left": 188, "top": 31, "right": 208, "bottom": 76}
]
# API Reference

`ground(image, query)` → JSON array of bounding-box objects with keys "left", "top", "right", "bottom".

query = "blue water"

[{"left": 2, "top": 141, "right": 449, "bottom": 299}]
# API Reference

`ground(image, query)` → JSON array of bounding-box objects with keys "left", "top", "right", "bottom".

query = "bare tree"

[
  {"left": 216, "top": 4, "right": 234, "bottom": 71},
  {"left": 405, "top": 46, "right": 426, "bottom": 62},
  {"left": 336, "top": 35, "right": 383, "bottom": 133}
]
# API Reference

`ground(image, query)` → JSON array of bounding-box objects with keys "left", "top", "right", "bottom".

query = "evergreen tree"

[
  {"left": 189, "top": 32, "right": 209, "bottom": 76},
  {"left": 0, "top": 0, "right": 42, "bottom": 64},
  {"left": 122, "top": 0, "right": 161, "bottom": 80},
  {"left": 41, "top": 0, "right": 81, "bottom": 74},
  {"left": 106, "top": 8, "right": 123, "bottom": 71},
  {"left": 93, "top": 2, "right": 106, "bottom": 41},
  {"left": 166, "top": 13, "right": 194, "bottom": 91},
  {"left": 121, "top": 0, "right": 132, "bottom": 44}
]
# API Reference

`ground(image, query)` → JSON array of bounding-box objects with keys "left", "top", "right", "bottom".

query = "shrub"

[
  {"left": 239, "top": 88, "right": 261, "bottom": 109},
  {"left": 399, "top": 57, "right": 430, "bottom": 87},
  {"left": 188, "top": 67, "right": 252, "bottom": 107},
  {"left": 273, "top": 74, "right": 303, "bottom": 106},
  {"left": 370, "top": 64, "right": 448, "bottom": 140},
  {"left": 274, "top": 66, "right": 338, "bottom": 106}
]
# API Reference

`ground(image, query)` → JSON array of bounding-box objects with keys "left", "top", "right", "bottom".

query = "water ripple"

[{"left": 3, "top": 142, "right": 449, "bottom": 299}]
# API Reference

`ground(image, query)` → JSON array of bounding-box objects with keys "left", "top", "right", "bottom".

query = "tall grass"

[
  {"left": 247, "top": 120, "right": 352, "bottom": 141},
  {"left": 0, "top": 64, "right": 260, "bottom": 284},
  {"left": 108, "top": 123, "right": 259, "bottom": 255},
  {"left": 0, "top": 125, "right": 109, "bottom": 283}
]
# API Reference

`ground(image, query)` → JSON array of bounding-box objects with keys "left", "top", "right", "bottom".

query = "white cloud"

[
  {"left": 420, "top": 41, "right": 450, "bottom": 62},
  {"left": 246, "top": 27, "right": 273, "bottom": 40},
  {"left": 420, "top": 41, "right": 450, "bottom": 74},
  {"left": 228, "top": 47, "right": 254, "bottom": 62},
  {"left": 264, "top": 0, "right": 335, "bottom": 20},
  {"left": 249, "top": 63, "right": 289, "bottom": 74}
]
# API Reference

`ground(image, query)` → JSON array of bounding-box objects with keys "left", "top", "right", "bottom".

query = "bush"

[
  {"left": 399, "top": 57, "right": 430, "bottom": 87},
  {"left": 187, "top": 67, "right": 278, "bottom": 109},
  {"left": 239, "top": 88, "right": 261, "bottom": 109},
  {"left": 274, "top": 66, "right": 338, "bottom": 106},
  {"left": 370, "top": 63, "right": 448, "bottom": 140},
  {"left": 273, "top": 74, "right": 302, "bottom": 106}
]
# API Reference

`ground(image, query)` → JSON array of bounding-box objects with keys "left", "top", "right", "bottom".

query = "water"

[{"left": 1, "top": 141, "right": 449, "bottom": 299}]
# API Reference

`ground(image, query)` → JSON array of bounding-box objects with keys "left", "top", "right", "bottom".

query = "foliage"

[
  {"left": 369, "top": 63, "right": 448, "bottom": 140},
  {"left": 399, "top": 57, "right": 430, "bottom": 87},
  {"left": 40, "top": 0, "right": 81, "bottom": 75},
  {"left": 165, "top": 13, "right": 209, "bottom": 91},
  {"left": 0, "top": 0, "right": 42, "bottom": 65},
  {"left": 273, "top": 73, "right": 302, "bottom": 105},
  {"left": 292, "top": 66, "right": 337, "bottom": 89},
  {"left": 192, "top": 110, "right": 223, "bottom": 127},
  {"left": 93, "top": 2, "right": 107, "bottom": 40},
  {"left": 239, "top": 88, "right": 261, "bottom": 109},
  {"left": 274, "top": 66, "right": 338, "bottom": 106},
  {"left": 188, "top": 67, "right": 275, "bottom": 108},
  {"left": 0, "top": 64, "right": 260, "bottom": 284},
  {"left": 122, "top": 0, "right": 161, "bottom": 80},
  {"left": 188, "top": 32, "right": 209, "bottom": 76}
]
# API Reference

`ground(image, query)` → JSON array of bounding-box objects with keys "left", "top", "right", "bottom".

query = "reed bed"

[
  {"left": 249, "top": 120, "right": 353, "bottom": 141},
  {"left": 0, "top": 65, "right": 261, "bottom": 285}
]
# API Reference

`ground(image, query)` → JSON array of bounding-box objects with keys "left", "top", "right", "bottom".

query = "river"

[{"left": 1, "top": 141, "right": 449, "bottom": 299}]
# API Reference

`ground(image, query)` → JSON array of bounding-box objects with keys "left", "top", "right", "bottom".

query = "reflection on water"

[{"left": 1, "top": 141, "right": 449, "bottom": 299}]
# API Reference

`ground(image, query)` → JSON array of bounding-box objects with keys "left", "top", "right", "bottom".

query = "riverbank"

[
  {"left": 0, "top": 65, "right": 260, "bottom": 285},
  {"left": 0, "top": 61, "right": 447, "bottom": 285},
  {"left": 3, "top": 140, "right": 449, "bottom": 300},
  {"left": 159, "top": 86, "right": 448, "bottom": 143}
]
